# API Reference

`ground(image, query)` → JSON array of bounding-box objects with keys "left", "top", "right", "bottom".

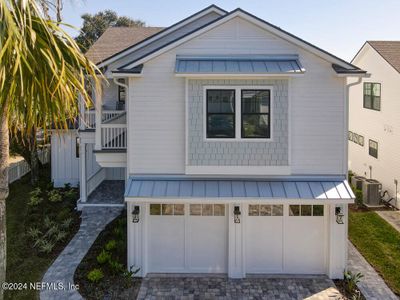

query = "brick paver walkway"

[
  {"left": 40, "top": 207, "right": 123, "bottom": 300},
  {"left": 348, "top": 241, "right": 398, "bottom": 300},
  {"left": 137, "top": 275, "right": 342, "bottom": 299}
]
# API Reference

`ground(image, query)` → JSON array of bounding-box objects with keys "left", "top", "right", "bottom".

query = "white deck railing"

[
  {"left": 83, "top": 110, "right": 96, "bottom": 129},
  {"left": 101, "top": 124, "right": 127, "bottom": 149},
  {"left": 81, "top": 110, "right": 126, "bottom": 129},
  {"left": 102, "top": 110, "right": 126, "bottom": 123}
]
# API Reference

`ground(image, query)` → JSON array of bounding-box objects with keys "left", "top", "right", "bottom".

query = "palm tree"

[{"left": 0, "top": 1, "right": 100, "bottom": 297}]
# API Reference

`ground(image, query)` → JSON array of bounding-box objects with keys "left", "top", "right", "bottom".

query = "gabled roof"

[
  {"left": 96, "top": 5, "right": 227, "bottom": 67},
  {"left": 86, "top": 27, "right": 164, "bottom": 64},
  {"left": 367, "top": 41, "right": 400, "bottom": 73},
  {"left": 116, "top": 7, "right": 364, "bottom": 75}
]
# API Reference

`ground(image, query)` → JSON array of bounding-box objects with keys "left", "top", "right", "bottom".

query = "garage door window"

[
  {"left": 190, "top": 204, "right": 225, "bottom": 216},
  {"left": 150, "top": 204, "right": 184, "bottom": 216},
  {"left": 248, "top": 204, "right": 283, "bottom": 216},
  {"left": 289, "top": 205, "right": 324, "bottom": 216}
]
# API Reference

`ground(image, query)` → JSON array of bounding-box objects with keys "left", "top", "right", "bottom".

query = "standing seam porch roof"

[
  {"left": 125, "top": 178, "right": 354, "bottom": 200},
  {"left": 175, "top": 55, "right": 305, "bottom": 74}
]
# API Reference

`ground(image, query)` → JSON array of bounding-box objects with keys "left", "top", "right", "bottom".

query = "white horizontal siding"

[
  {"left": 128, "top": 16, "right": 346, "bottom": 176},
  {"left": 349, "top": 44, "right": 400, "bottom": 207}
]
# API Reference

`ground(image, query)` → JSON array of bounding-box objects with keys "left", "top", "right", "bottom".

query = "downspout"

[{"left": 345, "top": 74, "right": 370, "bottom": 180}]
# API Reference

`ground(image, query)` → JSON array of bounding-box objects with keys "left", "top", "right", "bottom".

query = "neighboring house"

[
  {"left": 51, "top": 5, "right": 366, "bottom": 279},
  {"left": 348, "top": 41, "right": 400, "bottom": 208}
]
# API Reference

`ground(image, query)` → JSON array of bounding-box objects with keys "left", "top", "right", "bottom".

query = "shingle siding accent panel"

[{"left": 187, "top": 79, "right": 289, "bottom": 166}]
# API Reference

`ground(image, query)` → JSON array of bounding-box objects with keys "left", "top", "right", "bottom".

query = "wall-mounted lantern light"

[
  {"left": 234, "top": 206, "right": 241, "bottom": 223},
  {"left": 335, "top": 206, "right": 344, "bottom": 224},
  {"left": 132, "top": 206, "right": 140, "bottom": 223}
]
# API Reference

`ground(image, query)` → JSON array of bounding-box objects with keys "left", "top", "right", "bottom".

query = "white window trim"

[{"left": 202, "top": 85, "right": 274, "bottom": 142}]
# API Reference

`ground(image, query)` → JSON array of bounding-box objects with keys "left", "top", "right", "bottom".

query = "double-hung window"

[
  {"left": 363, "top": 83, "right": 381, "bottom": 111},
  {"left": 206, "top": 87, "right": 271, "bottom": 140},
  {"left": 206, "top": 90, "right": 236, "bottom": 138},
  {"left": 241, "top": 90, "right": 270, "bottom": 138}
]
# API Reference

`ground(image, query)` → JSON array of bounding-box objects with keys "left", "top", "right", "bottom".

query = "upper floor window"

[
  {"left": 369, "top": 139, "right": 378, "bottom": 158},
  {"left": 206, "top": 87, "right": 271, "bottom": 140},
  {"left": 363, "top": 83, "right": 381, "bottom": 111},
  {"left": 241, "top": 90, "right": 270, "bottom": 138},
  {"left": 206, "top": 90, "right": 235, "bottom": 138},
  {"left": 118, "top": 79, "right": 126, "bottom": 102}
]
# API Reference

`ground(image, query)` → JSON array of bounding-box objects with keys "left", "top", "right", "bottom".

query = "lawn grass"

[
  {"left": 349, "top": 209, "right": 400, "bottom": 296},
  {"left": 5, "top": 165, "right": 80, "bottom": 300}
]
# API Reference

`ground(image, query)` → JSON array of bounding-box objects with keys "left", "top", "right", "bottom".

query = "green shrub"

[
  {"left": 30, "top": 187, "right": 42, "bottom": 198},
  {"left": 113, "top": 227, "right": 123, "bottom": 240},
  {"left": 63, "top": 188, "right": 77, "bottom": 202},
  {"left": 355, "top": 189, "right": 363, "bottom": 207},
  {"left": 348, "top": 170, "right": 354, "bottom": 183},
  {"left": 56, "top": 208, "right": 71, "bottom": 222},
  {"left": 28, "top": 188, "right": 43, "bottom": 206},
  {"left": 123, "top": 265, "right": 140, "bottom": 278},
  {"left": 64, "top": 183, "right": 72, "bottom": 190},
  {"left": 54, "top": 230, "right": 68, "bottom": 242},
  {"left": 96, "top": 250, "right": 111, "bottom": 265},
  {"left": 344, "top": 270, "right": 363, "bottom": 298},
  {"left": 44, "top": 224, "right": 60, "bottom": 239},
  {"left": 48, "top": 189, "right": 62, "bottom": 203},
  {"left": 87, "top": 268, "right": 104, "bottom": 283},
  {"left": 108, "top": 259, "right": 124, "bottom": 275},
  {"left": 61, "top": 217, "right": 73, "bottom": 229},
  {"left": 38, "top": 239, "right": 55, "bottom": 254},
  {"left": 44, "top": 216, "right": 55, "bottom": 230},
  {"left": 26, "top": 227, "right": 42, "bottom": 240},
  {"left": 105, "top": 240, "right": 117, "bottom": 251}
]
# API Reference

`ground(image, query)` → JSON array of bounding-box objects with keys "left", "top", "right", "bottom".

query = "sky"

[{"left": 61, "top": 0, "right": 400, "bottom": 62}]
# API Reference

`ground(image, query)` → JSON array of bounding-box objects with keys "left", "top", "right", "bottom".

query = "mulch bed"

[
  {"left": 334, "top": 279, "right": 365, "bottom": 300},
  {"left": 74, "top": 211, "right": 142, "bottom": 299}
]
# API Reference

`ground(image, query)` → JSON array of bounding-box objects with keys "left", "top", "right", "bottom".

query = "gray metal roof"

[
  {"left": 125, "top": 178, "right": 354, "bottom": 201},
  {"left": 175, "top": 55, "right": 305, "bottom": 74}
]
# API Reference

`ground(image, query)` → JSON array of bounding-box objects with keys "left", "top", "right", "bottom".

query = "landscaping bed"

[
  {"left": 349, "top": 206, "right": 400, "bottom": 296},
  {"left": 74, "top": 211, "right": 142, "bottom": 299},
  {"left": 5, "top": 165, "right": 81, "bottom": 300}
]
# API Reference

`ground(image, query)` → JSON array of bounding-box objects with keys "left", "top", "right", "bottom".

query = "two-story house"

[
  {"left": 348, "top": 41, "right": 400, "bottom": 209},
  {"left": 51, "top": 5, "right": 366, "bottom": 279}
]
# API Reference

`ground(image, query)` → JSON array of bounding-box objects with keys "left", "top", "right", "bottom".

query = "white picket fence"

[{"left": 8, "top": 147, "right": 51, "bottom": 183}]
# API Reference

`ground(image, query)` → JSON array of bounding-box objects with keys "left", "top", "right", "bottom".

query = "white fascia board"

[
  {"left": 98, "top": 6, "right": 227, "bottom": 68},
  {"left": 111, "top": 73, "right": 142, "bottom": 78},
  {"left": 124, "top": 197, "right": 354, "bottom": 204},
  {"left": 123, "top": 10, "right": 355, "bottom": 71},
  {"left": 335, "top": 73, "right": 369, "bottom": 78}
]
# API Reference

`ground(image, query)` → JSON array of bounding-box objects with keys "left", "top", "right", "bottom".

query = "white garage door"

[
  {"left": 148, "top": 203, "right": 228, "bottom": 273},
  {"left": 246, "top": 204, "right": 326, "bottom": 274}
]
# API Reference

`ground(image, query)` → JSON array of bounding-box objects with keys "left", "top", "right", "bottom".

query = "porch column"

[
  {"left": 94, "top": 80, "right": 102, "bottom": 150},
  {"left": 327, "top": 204, "right": 347, "bottom": 279},
  {"left": 127, "top": 202, "right": 146, "bottom": 277},
  {"left": 228, "top": 203, "right": 245, "bottom": 278},
  {"left": 79, "top": 142, "right": 87, "bottom": 202}
]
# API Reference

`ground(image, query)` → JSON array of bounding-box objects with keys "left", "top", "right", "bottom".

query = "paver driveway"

[{"left": 137, "top": 275, "right": 342, "bottom": 300}]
